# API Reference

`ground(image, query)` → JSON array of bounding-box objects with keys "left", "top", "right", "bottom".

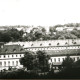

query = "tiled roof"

[
  {"left": 45, "top": 49, "right": 80, "bottom": 56},
  {"left": 0, "top": 44, "right": 25, "bottom": 54},
  {"left": 5, "top": 39, "right": 80, "bottom": 48}
]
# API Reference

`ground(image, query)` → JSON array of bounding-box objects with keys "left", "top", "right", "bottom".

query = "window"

[
  {"left": 8, "top": 55, "right": 9, "bottom": 58},
  {"left": 65, "top": 42, "right": 68, "bottom": 44},
  {"left": 4, "top": 55, "right": 5, "bottom": 58},
  {"left": 49, "top": 43, "right": 51, "bottom": 46},
  {"left": 20, "top": 49, "right": 23, "bottom": 51},
  {"left": 73, "top": 58, "right": 75, "bottom": 61},
  {"left": 4, "top": 61, "right": 6, "bottom": 66},
  {"left": 77, "top": 57, "right": 79, "bottom": 61},
  {"left": 5, "top": 49, "right": 8, "bottom": 52},
  {"left": 13, "top": 49, "right": 16, "bottom": 52},
  {"left": 0, "top": 62, "right": 2, "bottom": 66},
  {"left": 16, "top": 61, "right": 18, "bottom": 66},
  {"left": 73, "top": 42, "right": 77, "bottom": 44},
  {"left": 8, "top": 61, "right": 10, "bottom": 66},
  {"left": 31, "top": 44, "right": 33, "bottom": 46},
  {"left": 57, "top": 43, "right": 59, "bottom": 45},
  {"left": 62, "top": 58, "right": 64, "bottom": 61},
  {"left": 58, "top": 58, "right": 60, "bottom": 62},
  {"left": 40, "top": 44, "right": 42, "bottom": 46},
  {"left": 16, "top": 55, "right": 17, "bottom": 57},
  {"left": 12, "top": 55, "right": 14, "bottom": 57},
  {"left": 51, "top": 59, "right": 52, "bottom": 62},
  {"left": 12, "top": 61, "right": 14, "bottom": 66},
  {"left": 54, "top": 58, "right": 56, "bottom": 62},
  {"left": 20, "top": 55, "right": 21, "bottom": 57}
]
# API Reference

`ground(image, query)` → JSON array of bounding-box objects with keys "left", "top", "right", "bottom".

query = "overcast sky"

[{"left": 0, "top": 0, "right": 80, "bottom": 28}]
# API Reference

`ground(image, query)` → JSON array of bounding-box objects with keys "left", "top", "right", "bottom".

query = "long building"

[{"left": 0, "top": 39, "right": 80, "bottom": 70}]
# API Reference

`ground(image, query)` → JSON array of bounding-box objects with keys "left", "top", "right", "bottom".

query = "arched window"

[
  {"left": 40, "top": 44, "right": 42, "bottom": 46},
  {"left": 12, "top": 55, "right": 14, "bottom": 57},
  {"left": 57, "top": 43, "right": 59, "bottom": 45},
  {"left": 65, "top": 42, "right": 68, "bottom": 44},
  {"left": 49, "top": 43, "right": 51, "bottom": 46},
  {"left": 16, "top": 55, "right": 18, "bottom": 57},
  {"left": 73, "top": 42, "right": 77, "bottom": 44},
  {"left": 5, "top": 49, "right": 8, "bottom": 52},
  {"left": 4, "top": 55, "right": 5, "bottom": 58},
  {"left": 20, "top": 49, "right": 23, "bottom": 51},
  {"left": 13, "top": 49, "right": 16, "bottom": 52},
  {"left": 8, "top": 55, "right": 9, "bottom": 58},
  {"left": 31, "top": 44, "right": 33, "bottom": 46},
  {"left": 20, "top": 54, "right": 21, "bottom": 57}
]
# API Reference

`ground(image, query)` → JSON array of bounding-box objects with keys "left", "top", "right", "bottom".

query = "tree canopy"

[{"left": 20, "top": 50, "right": 50, "bottom": 72}]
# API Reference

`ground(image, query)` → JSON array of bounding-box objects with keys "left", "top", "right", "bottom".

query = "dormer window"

[
  {"left": 65, "top": 42, "right": 68, "bottom": 44},
  {"left": 20, "top": 49, "right": 23, "bottom": 51},
  {"left": 12, "top": 55, "right": 14, "bottom": 57},
  {"left": 57, "top": 43, "right": 59, "bottom": 45},
  {"left": 73, "top": 42, "right": 77, "bottom": 44},
  {"left": 5, "top": 49, "right": 8, "bottom": 52},
  {"left": 13, "top": 49, "right": 16, "bottom": 52},
  {"left": 49, "top": 43, "right": 51, "bottom": 46},
  {"left": 31, "top": 44, "right": 33, "bottom": 46},
  {"left": 40, "top": 44, "right": 42, "bottom": 46},
  {"left": 4, "top": 55, "right": 5, "bottom": 58}
]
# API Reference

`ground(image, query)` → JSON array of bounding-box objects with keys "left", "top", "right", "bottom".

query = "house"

[
  {"left": 0, "top": 44, "right": 25, "bottom": 70},
  {"left": 0, "top": 39, "right": 80, "bottom": 70}
]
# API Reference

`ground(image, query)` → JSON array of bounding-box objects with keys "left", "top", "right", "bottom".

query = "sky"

[{"left": 0, "top": 0, "right": 80, "bottom": 28}]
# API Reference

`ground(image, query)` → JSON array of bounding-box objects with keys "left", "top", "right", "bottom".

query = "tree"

[
  {"left": 49, "top": 27, "right": 56, "bottom": 35},
  {"left": 20, "top": 51, "right": 37, "bottom": 70},
  {"left": 20, "top": 50, "right": 50, "bottom": 72},
  {"left": 36, "top": 50, "right": 50, "bottom": 72},
  {"left": 62, "top": 55, "right": 74, "bottom": 69}
]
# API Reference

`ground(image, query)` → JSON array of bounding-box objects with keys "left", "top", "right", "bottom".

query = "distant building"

[
  {"left": 56, "top": 26, "right": 80, "bottom": 31},
  {"left": 0, "top": 39, "right": 80, "bottom": 70},
  {"left": 0, "top": 44, "right": 25, "bottom": 70}
]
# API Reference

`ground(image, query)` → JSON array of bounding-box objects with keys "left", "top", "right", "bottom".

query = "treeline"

[
  {"left": 0, "top": 23, "right": 80, "bottom": 42},
  {"left": 0, "top": 28, "right": 24, "bottom": 42}
]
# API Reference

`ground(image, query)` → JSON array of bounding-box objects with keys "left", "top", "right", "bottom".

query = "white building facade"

[{"left": 0, "top": 39, "right": 80, "bottom": 70}]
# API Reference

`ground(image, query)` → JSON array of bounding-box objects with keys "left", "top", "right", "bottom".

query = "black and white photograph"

[{"left": 0, "top": 0, "right": 80, "bottom": 79}]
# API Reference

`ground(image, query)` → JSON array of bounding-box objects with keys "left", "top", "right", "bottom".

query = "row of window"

[
  {"left": 27, "top": 46, "right": 80, "bottom": 51},
  {"left": 50, "top": 57, "right": 80, "bottom": 62},
  {"left": 31, "top": 42, "right": 77, "bottom": 46},
  {"left": 0, "top": 54, "right": 23, "bottom": 58},
  {"left": 0, "top": 61, "right": 18, "bottom": 66}
]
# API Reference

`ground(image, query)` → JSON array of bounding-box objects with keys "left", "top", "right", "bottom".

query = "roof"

[
  {"left": 5, "top": 39, "right": 80, "bottom": 48},
  {"left": 0, "top": 44, "right": 25, "bottom": 54},
  {"left": 45, "top": 49, "right": 80, "bottom": 56}
]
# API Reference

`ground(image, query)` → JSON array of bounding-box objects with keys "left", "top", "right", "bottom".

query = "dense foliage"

[
  {"left": 20, "top": 50, "right": 50, "bottom": 72},
  {"left": 0, "top": 23, "right": 80, "bottom": 42}
]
